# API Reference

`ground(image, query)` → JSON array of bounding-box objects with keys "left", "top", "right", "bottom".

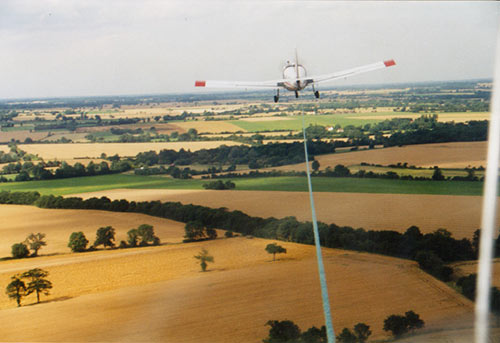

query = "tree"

[
  {"left": 6, "top": 275, "right": 26, "bottom": 307},
  {"left": 383, "top": 311, "right": 424, "bottom": 337},
  {"left": 432, "top": 166, "right": 445, "bottom": 181},
  {"left": 184, "top": 220, "right": 206, "bottom": 241},
  {"left": 11, "top": 243, "right": 30, "bottom": 259},
  {"left": 206, "top": 227, "right": 218, "bottom": 240},
  {"left": 127, "top": 228, "right": 140, "bottom": 247},
  {"left": 336, "top": 328, "right": 356, "bottom": 343},
  {"left": 68, "top": 231, "right": 89, "bottom": 252},
  {"left": 404, "top": 310, "right": 424, "bottom": 331},
  {"left": 353, "top": 323, "right": 371, "bottom": 343},
  {"left": 383, "top": 314, "right": 408, "bottom": 337},
  {"left": 300, "top": 326, "right": 326, "bottom": 343},
  {"left": 137, "top": 224, "right": 159, "bottom": 246},
  {"left": 94, "top": 226, "right": 115, "bottom": 249},
  {"left": 194, "top": 248, "right": 214, "bottom": 272},
  {"left": 263, "top": 320, "right": 301, "bottom": 343},
  {"left": 24, "top": 232, "right": 47, "bottom": 257},
  {"left": 22, "top": 268, "right": 52, "bottom": 303},
  {"left": 265, "top": 243, "right": 287, "bottom": 261},
  {"left": 312, "top": 160, "right": 320, "bottom": 172}
]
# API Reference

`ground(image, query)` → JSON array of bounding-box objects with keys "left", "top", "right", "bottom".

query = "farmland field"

[
  {"left": 18, "top": 141, "right": 245, "bottom": 159},
  {"left": 0, "top": 204, "right": 186, "bottom": 257},
  {"left": 269, "top": 141, "right": 488, "bottom": 171},
  {"left": 0, "top": 235, "right": 474, "bottom": 342},
  {"left": 229, "top": 112, "right": 489, "bottom": 132},
  {"left": 172, "top": 120, "right": 246, "bottom": 133},
  {"left": 230, "top": 113, "right": 387, "bottom": 132},
  {"left": 0, "top": 174, "right": 485, "bottom": 196},
  {"left": 73, "top": 189, "right": 493, "bottom": 239}
]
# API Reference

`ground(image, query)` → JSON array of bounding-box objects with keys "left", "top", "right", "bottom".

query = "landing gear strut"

[
  {"left": 312, "top": 84, "right": 320, "bottom": 99},
  {"left": 274, "top": 89, "right": 279, "bottom": 103},
  {"left": 295, "top": 91, "right": 299, "bottom": 98}
]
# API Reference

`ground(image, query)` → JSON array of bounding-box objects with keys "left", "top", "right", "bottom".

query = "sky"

[{"left": 0, "top": 0, "right": 498, "bottom": 99}]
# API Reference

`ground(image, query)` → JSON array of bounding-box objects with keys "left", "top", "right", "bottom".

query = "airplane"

[{"left": 195, "top": 50, "right": 396, "bottom": 102}]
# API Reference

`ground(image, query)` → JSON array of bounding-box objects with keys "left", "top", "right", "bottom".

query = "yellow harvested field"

[
  {"left": 173, "top": 120, "right": 245, "bottom": 133},
  {"left": 74, "top": 189, "right": 491, "bottom": 239},
  {"left": 20, "top": 141, "right": 244, "bottom": 159},
  {"left": 0, "top": 205, "right": 186, "bottom": 257},
  {"left": 0, "top": 236, "right": 473, "bottom": 342},
  {"left": 270, "top": 142, "right": 487, "bottom": 171},
  {"left": 437, "top": 112, "right": 491, "bottom": 122}
]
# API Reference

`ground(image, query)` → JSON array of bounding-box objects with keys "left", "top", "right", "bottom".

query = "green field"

[
  {"left": 229, "top": 113, "right": 396, "bottom": 132},
  {"left": 0, "top": 173, "right": 484, "bottom": 196}
]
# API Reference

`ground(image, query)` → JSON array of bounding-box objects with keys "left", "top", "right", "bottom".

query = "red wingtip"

[
  {"left": 195, "top": 80, "right": 206, "bottom": 87},
  {"left": 384, "top": 59, "right": 396, "bottom": 67}
]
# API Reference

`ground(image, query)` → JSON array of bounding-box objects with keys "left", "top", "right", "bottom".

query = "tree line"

[
  {"left": 134, "top": 141, "right": 335, "bottom": 169},
  {"left": 1, "top": 160, "right": 132, "bottom": 183},
  {"left": 263, "top": 310, "right": 424, "bottom": 342}
]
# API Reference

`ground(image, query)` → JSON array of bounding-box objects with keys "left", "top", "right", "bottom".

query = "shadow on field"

[{"left": 25, "top": 296, "right": 73, "bottom": 307}]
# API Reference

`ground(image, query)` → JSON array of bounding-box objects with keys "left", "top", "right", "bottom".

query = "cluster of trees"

[
  {"left": 209, "top": 170, "right": 306, "bottom": 179},
  {"left": 202, "top": 180, "right": 235, "bottom": 190},
  {"left": 134, "top": 141, "right": 335, "bottom": 169},
  {"left": 33, "top": 118, "right": 140, "bottom": 132},
  {"left": 11, "top": 232, "right": 47, "bottom": 259},
  {"left": 456, "top": 273, "right": 500, "bottom": 315},
  {"left": 314, "top": 164, "right": 482, "bottom": 183},
  {"left": 264, "top": 312, "right": 423, "bottom": 343},
  {"left": 383, "top": 310, "right": 425, "bottom": 337},
  {"left": 383, "top": 120, "right": 487, "bottom": 147},
  {"left": 2, "top": 160, "right": 132, "bottom": 183},
  {"left": 67, "top": 224, "right": 160, "bottom": 253},
  {"left": 336, "top": 323, "right": 371, "bottom": 342},
  {"left": 270, "top": 116, "right": 488, "bottom": 150},
  {"left": 184, "top": 221, "right": 217, "bottom": 242},
  {"left": 134, "top": 165, "right": 192, "bottom": 179},
  {"left": 263, "top": 320, "right": 328, "bottom": 343},
  {"left": 5, "top": 268, "right": 52, "bottom": 307}
]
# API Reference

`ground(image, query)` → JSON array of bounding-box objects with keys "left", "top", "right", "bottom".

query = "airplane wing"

[
  {"left": 194, "top": 59, "right": 396, "bottom": 89},
  {"left": 194, "top": 80, "right": 281, "bottom": 90},
  {"left": 303, "top": 59, "right": 396, "bottom": 84}
]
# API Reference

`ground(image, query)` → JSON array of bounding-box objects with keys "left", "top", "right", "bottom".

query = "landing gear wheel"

[
  {"left": 314, "top": 91, "right": 320, "bottom": 99},
  {"left": 295, "top": 91, "right": 299, "bottom": 98},
  {"left": 274, "top": 95, "right": 279, "bottom": 103}
]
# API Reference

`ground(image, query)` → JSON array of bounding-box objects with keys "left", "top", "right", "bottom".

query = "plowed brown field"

[
  {"left": 271, "top": 142, "right": 487, "bottom": 171},
  {"left": 0, "top": 205, "right": 186, "bottom": 257},
  {"left": 0, "top": 237, "right": 474, "bottom": 342},
  {"left": 74, "top": 189, "right": 491, "bottom": 239}
]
